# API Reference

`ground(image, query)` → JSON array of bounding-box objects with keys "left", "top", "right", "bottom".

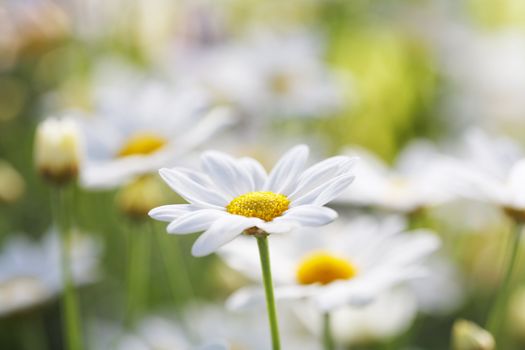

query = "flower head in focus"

[
  {"left": 34, "top": 117, "right": 82, "bottom": 185},
  {"left": 78, "top": 62, "right": 235, "bottom": 189},
  {"left": 220, "top": 216, "right": 440, "bottom": 311},
  {"left": 149, "top": 145, "right": 357, "bottom": 257}
]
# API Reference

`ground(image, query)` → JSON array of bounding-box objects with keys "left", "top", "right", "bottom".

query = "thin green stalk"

[
  {"left": 486, "top": 222, "right": 523, "bottom": 339},
  {"left": 256, "top": 235, "right": 281, "bottom": 350},
  {"left": 125, "top": 222, "right": 150, "bottom": 327},
  {"left": 52, "top": 186, "right": 83, "bottom": 350},
  {"left": 323, "top": 312, "right": 335, "bottom": 350},
  {"left": 18, "top": 315, "right": 48, "bottom": 350},
  {"left": 152, "top": 221, "right": 194, "bottom": 304}
]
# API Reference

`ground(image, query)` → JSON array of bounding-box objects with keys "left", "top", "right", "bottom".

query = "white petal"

[
  {"left": 148, "top": 204, "right": 194, "bottom": 222},
  {"left": 293, "top": 173, "right": 355, "bottom": 206},
  {"left": 172, "top": 106, "right": 237, "bottom": 155},
  {"left": 278, "top": 205, "right": 337, "bottom": 227},
  {"left": 313, "top": 174, "right": 356, "bottom": 206},
  {"left": 240, "top": 157, "right": 267, "bottom": 190},
  {"left": 176, "top": 168, "right": 214, "bottom": 187},
  {"left": 191, "top": 215, "right": 263, "bottom": 257},
  {"left": 226, "top": 287, "right": 266, "bottom": 310},
  {"left": 508, "top": 159, "right": 525, "bottom": 208},
  {"left": 315, "top": 268, "right": 425, "bottom": 311},
  {"left": 226, "top": 286, "right": 317, "bottom": 311},
  {"left": 201, "top": 151, "right": 254, "bottom": 197},
  {"left": 159, "top": 168, "right": 228, "bottom": 208},
  {"left": 167, "top": 209, "right": 226, "bottom": 234},
  {"left": 258, "top": 221, "right": 296, "bottom": 234},
  {"left": 289, "top": 156, "right": 357, "bottom": 200},
  {"left": 378, "top": 230, "right": 441, "bottom": 267},
  {"left": 264, "top": 145, "right": 309, "bottom": 195}
]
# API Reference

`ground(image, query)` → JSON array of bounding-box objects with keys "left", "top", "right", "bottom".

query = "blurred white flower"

[
  {"left": 335, "top": 142, "right": 452, "bottom": 213},
  {"left": 169, "top": 31, "right": 344, "bottom": 124},
  {"left": 443, "top": 129, "right": 525, "bottom": 219},
  {"left": 88, "top": 316, "right": 190, "bottom": 350},
  {"left": 89, "top": 304, "right": 316, "bottom": 350},
  {"left": 220, "top": 216, "right": 440, "bottom": 311},
  {"left": 78, "top": 62, "right": 235, "bottom": 189},
  {"left": 0, "top": 230, "right": 101, "bottom": 317},
  {"left": 408, "top": 255, "right": 465, "bottom": 315},
  {"left": 185, "top": 303, "right": 318, "bottom": 350},
  {"left": 296, "top": 288, "right": 418, "bottom": 346},
  {"left": 34, "top": 117, "right": 82, "bottom": 185},
  {"left": 439, "top": 26, "right": 525, "bottom": 129},
  {"left": 149, "top": 145, "right": 357, "bottom": 257}
]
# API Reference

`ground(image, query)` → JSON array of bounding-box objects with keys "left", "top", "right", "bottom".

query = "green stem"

[
  {"left": 125, "top": 222, "right": 150, "bottom": 327},
  {"left": 18, "top": 315, "right": 48, "bottom": 350},
  {"left": 486, "top": 222, "right": 523, "bottom": 339},
  {"left": 256, "top": 235, "right": 281, "bottom": 350},
  {"left": 323, "top": 312, "right": 335, "bottom": 350},
  {"left": 52, "top": 186, "right": 83, "bottom": 350},
  {"left": 153, "top": 222, "right": 194, "bottom": 305}
]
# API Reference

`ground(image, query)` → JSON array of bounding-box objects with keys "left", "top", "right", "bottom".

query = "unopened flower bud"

[
  {"left": 0, "top": 160, "right": 25, "bottom": 204},
  {"left": 117, "top": 175, "right": 167, "bottom": 220},
  {"left": 452, "top": 319, "right": 495, "bottom": 350},
  {"left": 509, "top": 287, "right": 525, "bottom": 341},
  {"left": 34, "top": 117, "right": 81, "bottom": 185}
]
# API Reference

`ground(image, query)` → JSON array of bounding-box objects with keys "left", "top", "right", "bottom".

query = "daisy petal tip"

[
  {"left": 147, "top": 207, "right": 158, "bottom": 219},
  {"left": 327, "top": 209, "right": 338, "bottom": 221},
  {"left": 158, "top": 167, "right": 172, "bottom": 178},
  {"left": 191, "top": 243, "right": 211, "bottom": 258}
]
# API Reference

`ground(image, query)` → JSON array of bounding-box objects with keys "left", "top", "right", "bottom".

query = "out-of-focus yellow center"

[
  {"left": 296, "top": 251, "right": 358, "bottom": 285},
  {"left": 226, "top": 191, "right": 290, "bottom": 222},
  {"left": 117, "top": 133, "right": 166, "bottom": 157},
  {"left": 270, "top": 73, "right": 293, "bottom": 94}
]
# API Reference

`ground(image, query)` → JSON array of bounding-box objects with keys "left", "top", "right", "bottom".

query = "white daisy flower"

[
  {"left": 184, "top": 303, "right": 318, "bottom": 350},
  {"left": 438, "top": 26, "right": 525, "bottom": 129},
  {"left": 89, "top": 304, "right": 316, "bottom": 350},
  {"left": 443, "top": 129, "right": 525, "bottom": 219},
  {"left": 219, "top": 216, "right": 440, "bottom": 311},
  {"left": 149, "top": 145, "right": 357, "bottom": 257},
  {"left": 335, "top": 142, "right": 452, "bottom": 213},
  {"left": 295, "top": 288, "right": 418, "bottom": 346},
  {"left": 0, "top": 230, "right": 101, "bottom": 317},
  {"left": 78, "top": 62, "right": 235, "bottom": 189},
  {"left": 88, "top": 316, "right": 190, "bottom": 350},
  {"left": 169, "top": 31, "right": 343, "bottom": 122}
]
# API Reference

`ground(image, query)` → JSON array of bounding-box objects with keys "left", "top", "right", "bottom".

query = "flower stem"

[
  {"left": 125, "top": 222, "right": 150, "bottom": 327},
  {"left": 323, "top": 312, "right": 335, "bottom": 350},
  {"left": 52, "top": 186, "right": 83, "bottom": 350},
  {"left": 256, "top": 235, "right": 281, "bottom": 350},
  {"left": 486, "top": 221, "right": 523, "bottom": 339},
  {"left": 152, "top": 221, "right": 194, "bottom": 305}
]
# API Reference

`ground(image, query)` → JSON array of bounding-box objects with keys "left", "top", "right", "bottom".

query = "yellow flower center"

[
  {"left": 226, "top": 191, "right": 290, "bottom": 222},
  {"left": 117, "top": 133, "right": 166, "bottom": 157},
  {"left": 270, "top": 73, "right": 293, "bottom": 94},
  {"left": 296, "top": 251, "right": 358, "bottom": 285}
]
